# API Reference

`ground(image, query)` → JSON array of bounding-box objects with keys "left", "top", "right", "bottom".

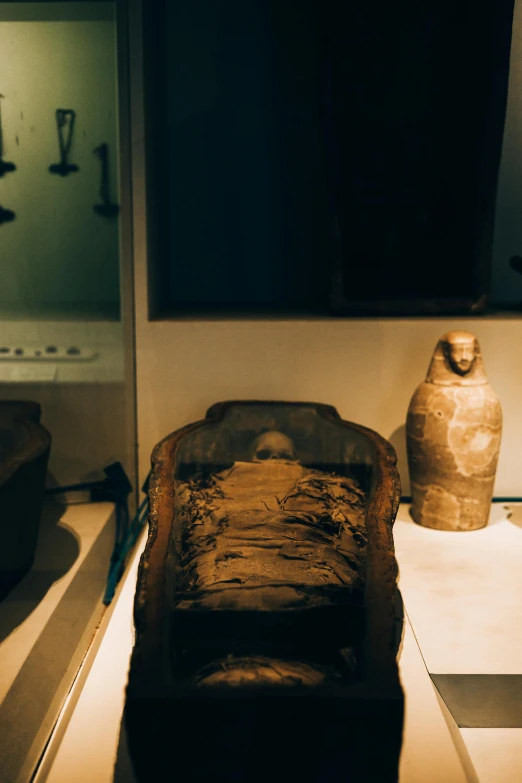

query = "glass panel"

[
  {"left": 0, "top": 1, "right": 120, "bottom": 321},
  {"left": 174, "top": 403, "right": 375, "bottom": 494},
  {"left": 0, "top": 4, "right": 135, "bottom": 782}
]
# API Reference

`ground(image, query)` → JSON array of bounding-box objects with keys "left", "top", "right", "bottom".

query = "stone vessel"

[{"left": 406, "top": 331, "right": 502, "bottom": 531}]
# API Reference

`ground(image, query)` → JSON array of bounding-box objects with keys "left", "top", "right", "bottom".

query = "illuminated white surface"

[
  {"left": 38, "top": 525, "right": 472, "bottom": 783},
  {"left": 0, "top": 502, "right": 116, "bottom": 702},
  {"left": 460, "top": 729, "right": 522, "bottom": 783},
  {"left": 394, "top": 504, "right": 522, "bottom": 675},
  {"left": 396, "top": 502, "right": 522, "bottom": 782},
  {"left": 40, "top": 528, "right": 145, "bottom": 783},
  {"left": 398, "top": 617, "right": 472, "bottom": 782},
  {"left": 37, "top": 502, "right": 522, "bottom": 782}
]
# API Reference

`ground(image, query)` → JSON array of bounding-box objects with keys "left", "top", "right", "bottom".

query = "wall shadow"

[
  {"left": 0, "top": 496, "right": 80, "bottom": 644},
  {"left": 506, "top": 504, "right": 522, "bottom": 530},
  {"left": 388, "top": 424, "right": 409, "bottom": 497},
  {"left": 113, "top": 716, "right": 137, "bottom": 783}
]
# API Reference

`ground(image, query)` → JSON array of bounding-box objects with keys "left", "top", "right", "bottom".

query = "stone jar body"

[{"left": 406, "top": 334, "right": 502, "bottom": 531}]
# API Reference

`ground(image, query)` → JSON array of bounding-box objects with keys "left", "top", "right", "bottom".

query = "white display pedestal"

[
  {"left": 0, "top": 502, "right": 116, "bottom": 783},
  {"left": 24, "top": 503, "right": 522, "bottom": 783},
  {"left": 394, "top": 502, "right": 522, "bottom": 783}
]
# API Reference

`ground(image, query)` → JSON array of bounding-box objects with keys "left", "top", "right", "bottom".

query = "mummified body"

[{"left": 173, "top": 432, "right": 367, "bottom": 686}]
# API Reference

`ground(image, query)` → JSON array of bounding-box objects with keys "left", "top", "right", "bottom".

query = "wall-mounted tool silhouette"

[
  {"left": 93, "top": 143, "right": 119, "bottom": 217},
  {"left": 0, "top": 95, "right": 16, "bottom": 177},
  {"left": 49, "top": 109, "right": 79, "bottom": 176},
  {"left": 0, "top": 205, "right": 15, "bottom": 225}
]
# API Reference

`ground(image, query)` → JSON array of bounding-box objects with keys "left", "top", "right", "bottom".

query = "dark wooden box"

[
  {"left": 0, "top": 401, "right": 51, "bottom": 601},
  {"left": 125, "top": 401, "right": 403, "bottom": 782}
]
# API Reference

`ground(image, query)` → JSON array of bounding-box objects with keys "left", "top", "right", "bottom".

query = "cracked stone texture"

[{"left": 406, "top": 331, "right": 502, "bottom": 531}]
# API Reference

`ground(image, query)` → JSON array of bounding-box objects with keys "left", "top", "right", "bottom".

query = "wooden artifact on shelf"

[
  {"left": 0, "top": 401, "right": 51, "bottom": 600},
  {"left": 406, "top": 331, "right": 502, "bottom": 531},
  {"left": 125, "top": 401, "right": 403, "bottom": 782}
]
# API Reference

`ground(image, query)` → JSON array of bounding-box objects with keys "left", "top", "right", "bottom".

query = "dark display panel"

[{"left": 143, "top": 0, "right": 515, "bottom": 316}]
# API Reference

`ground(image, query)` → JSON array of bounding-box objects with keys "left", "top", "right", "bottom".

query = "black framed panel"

[{"left": 142, "top": 0, "right": 515, "bottom": 318}]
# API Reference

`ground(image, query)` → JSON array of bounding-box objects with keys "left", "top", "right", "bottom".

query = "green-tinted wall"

[{"left": 0, "top": 2, "right": 120, "bottom": 319}]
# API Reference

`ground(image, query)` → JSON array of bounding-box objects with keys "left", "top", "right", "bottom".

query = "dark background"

[{"left": 143, "top": 0, "right": 515, "bottom": 315}]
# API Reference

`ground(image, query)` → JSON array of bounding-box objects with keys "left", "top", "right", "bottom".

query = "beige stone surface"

[{"left": 407, "top": 331, "right": 502, "bottom": 531}]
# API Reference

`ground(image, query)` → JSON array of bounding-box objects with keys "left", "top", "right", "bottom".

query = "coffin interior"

[{"left": 126, "top": 401, "right": 403, "bottom": 783}]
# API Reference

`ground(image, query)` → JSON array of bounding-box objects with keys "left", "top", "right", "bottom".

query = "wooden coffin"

[
  {"left": 125, "top": 401, "right": 403, "bottom": 782},
  {"left": 0, "top": 401, "right": 51, "bottom": 600}
]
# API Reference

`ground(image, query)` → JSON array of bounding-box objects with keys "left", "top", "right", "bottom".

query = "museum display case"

[{"left": 2, "top": 1, "right": 522, "bottom": 782}]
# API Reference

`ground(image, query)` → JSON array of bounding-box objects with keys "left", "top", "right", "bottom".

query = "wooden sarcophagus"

[
  {"left": 125, "top": 401, "right": 403, "bottom": 782},
  {"left": 0, "top": 401, "right": 51, "bottom": 600}
]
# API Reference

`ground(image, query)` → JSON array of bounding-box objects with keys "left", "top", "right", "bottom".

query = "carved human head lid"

[{"left": 425, "top": 331, "right": 488, "bottom": 386}]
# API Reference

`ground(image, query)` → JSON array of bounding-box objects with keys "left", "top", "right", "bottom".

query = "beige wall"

[
  {"left": 131, "top": 0, "right": 522, "bottom": 496},
  {"left": 134, "top": 317, "right": 522, "bottom": 496}
]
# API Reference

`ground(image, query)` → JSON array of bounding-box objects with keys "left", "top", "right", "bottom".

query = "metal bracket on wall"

[
  {"left": 92, "top": 143, "right": 119, "bottom": 218},
  {"left": 0, "top": 95, "right": 16, "bottom": 178},
  {"left": 0, "top": 205, "right": 15, "bottom": 225},
  {"left": 49, "top": 109, "right": 79, "bottom": 176}
]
